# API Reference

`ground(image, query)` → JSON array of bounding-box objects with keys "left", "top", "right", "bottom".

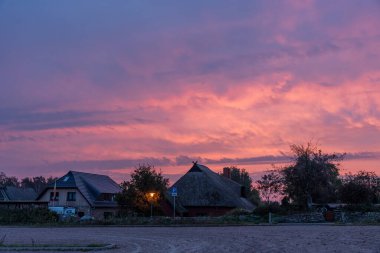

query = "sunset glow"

[{"left": 1, "top": 0, "right": 380, "bottom": 182}]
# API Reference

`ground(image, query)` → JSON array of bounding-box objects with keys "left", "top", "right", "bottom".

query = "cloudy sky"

[{"left": 1, "top": 0, "right": 380, "bottom": 182}]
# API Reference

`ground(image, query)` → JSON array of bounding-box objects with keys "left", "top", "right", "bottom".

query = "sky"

[{"left": 1, "top": 0, "right": 380, "bottom": 183}]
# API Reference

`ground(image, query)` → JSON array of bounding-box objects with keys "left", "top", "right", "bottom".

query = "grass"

[{"left": 0, "top": 236, "right": 115, "bottom": 252}]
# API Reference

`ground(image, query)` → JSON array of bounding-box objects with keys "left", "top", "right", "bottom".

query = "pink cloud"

[{"left": 1, "top": 0, "right": 380, "bottom": 179}]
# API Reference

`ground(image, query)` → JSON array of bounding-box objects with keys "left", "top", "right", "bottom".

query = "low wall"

[
  {"left": 335, "top": 212, "right": 380, "bottom": 223},
  {"left": 277, "top": 211, "right": 380, "bottom": 223},
  {"left": 279, "top": 212, "right": 326, "bottom": 223}
]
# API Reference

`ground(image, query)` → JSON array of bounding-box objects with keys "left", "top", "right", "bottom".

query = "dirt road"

[{"left": 0, "top": 225, "right": 379, "bottom": 253}]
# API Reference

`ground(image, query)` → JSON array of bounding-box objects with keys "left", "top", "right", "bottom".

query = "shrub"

[
  {"left": 342, "top": 204, "right": 380, "bottom": 212},
  {"left": 253, "top": 202, "right": 286, "bottom": 216},
  {"left": 0, "top": 208, "right": 58, "bottom": 224}
]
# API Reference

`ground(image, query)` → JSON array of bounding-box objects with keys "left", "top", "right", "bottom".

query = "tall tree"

[
  {"left": 224, "top": 166, "right": 261, "bottom": 206},
  {"left": 281, "top": 143, "right": 343, "bottom": 209},
  {"left": 21, "top": 176, "right": 57, "bottom": 193},
  {"left": 339, "top": 171, "right": 379, "bottom": 204},
  {"left": 256, "top": 170, "right": 283, "bottom": 204},
  {"left": 0, "top": 172, "right": 19, "bottom": 187},
  {"left": 116, "top": 164, "right": 169, "bottom": 215}
]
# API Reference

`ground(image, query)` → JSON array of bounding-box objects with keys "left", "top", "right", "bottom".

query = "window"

[
  {"left": 50, "top": 192, "right": 59, "bottom": 201},
  {"left": 67, "top": 192, "right": 76, "bottom": 201},
  {"left": 98, "top": 193, "right": 114, "bottom": 201}
]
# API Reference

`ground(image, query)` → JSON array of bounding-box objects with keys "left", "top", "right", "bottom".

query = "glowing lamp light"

[{"left": 147, "top": 192, "right": 156, "bottom": 218}]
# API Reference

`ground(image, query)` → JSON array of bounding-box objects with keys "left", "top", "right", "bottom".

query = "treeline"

[
  {"left": 256, "top": 143, "right": 380, "bottom": 210},
  {"left": 0, "top": 172, "right": 57, "bottom": 194}
]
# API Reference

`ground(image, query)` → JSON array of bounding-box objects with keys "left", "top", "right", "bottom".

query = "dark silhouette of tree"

[
  {"left": 21, "top": 176, "right": 57, "bottom": 193},
  {"left": 116, "top": 164, "right": 169, "bottom": 215},
  {"left": 256, "top": 170, "right": 283, "bottom": 204},
  {"left": 280, "top": 142, "right": 344, "bottom": 209},
  {"left": 224, "top": 166, "right": 261, "bottom": 206},
  {"left": 339, "top": 171, "right": 379, "bottom": 204},
  {"left": 1, "top": 172, "right": 58, "bottom": 193},
  {"left": 0, "top": 172, "right": 19, "bottom": 187}
]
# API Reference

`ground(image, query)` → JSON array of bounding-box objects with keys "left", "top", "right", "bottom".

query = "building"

[
  {"left": 0, "top": 186, "right": 48, "bottom": 209},
  {"left": 37, "top": 171, "right": 121, "bottom": 219},
  {"left": 163, "top": 163, "right": 255, "bottom": 217}
]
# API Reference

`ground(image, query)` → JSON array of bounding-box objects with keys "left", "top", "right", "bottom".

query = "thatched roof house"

[{"left": 164, "top": 163, "right": 255, "bottom": 217}]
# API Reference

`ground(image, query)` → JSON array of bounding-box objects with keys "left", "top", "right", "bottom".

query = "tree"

[
  {"left": 0, "top": 172, "right": 19, "bottom": 187},
  {"left": 256, "top": 170, "right": 283, "bottom": 204},
  {"left": 224, "top": 166, "right": 261, "bottom": 206},
  {"left": 280, "top": 143, "right": 343, "bottom": 209},
  {"left": 226, "top": 166, "right": 253, "bottom": 197},
  {"left": 339, "top": 171, "right": 379, "bottom": 204},
  {"left": 116, "top": 164, "right": 169, "bottom": 215},
  {"left": 21, "top": 176, "right": 57, "bottom": 193}
]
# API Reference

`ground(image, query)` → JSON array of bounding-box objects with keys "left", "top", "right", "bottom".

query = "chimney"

[{"left": 223, "top": 167, "right": 231, "bottom": 178}]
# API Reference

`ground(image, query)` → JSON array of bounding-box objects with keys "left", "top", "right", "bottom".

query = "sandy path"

[{"left": 0, "top": 225, "right": 379, "bottom": 253}]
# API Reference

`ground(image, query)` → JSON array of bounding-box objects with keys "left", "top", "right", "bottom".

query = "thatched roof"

[{"left": 169, "top": 163, "right": 255, "bottom": 211}]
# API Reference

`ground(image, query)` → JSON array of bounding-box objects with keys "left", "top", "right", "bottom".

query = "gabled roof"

[
  {"left": 0, "top": 186, "right": 37, "bottom": 201},
  {"left": 37, "top": 171, "right": 121, "bottom": 207},
  {"left": 169, "top": 163, "right": 255, "bottom": 211}
]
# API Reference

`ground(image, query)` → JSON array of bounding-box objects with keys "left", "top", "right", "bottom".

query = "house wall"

[{"left": 39, "top": 188, "right": 92, "bottom": 215}]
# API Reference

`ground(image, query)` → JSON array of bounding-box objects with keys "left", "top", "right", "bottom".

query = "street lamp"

[{"left": 148, "top": 192, "right": 156, "bottom": 218}]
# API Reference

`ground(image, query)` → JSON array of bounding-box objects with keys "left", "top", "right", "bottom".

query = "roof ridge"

[{"left": 70, "top": 170, "right": 110, "bottom": 177}]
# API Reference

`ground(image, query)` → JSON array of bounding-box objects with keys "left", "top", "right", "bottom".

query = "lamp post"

[{"left": 148, "top": 192, "right": 155, "bottom": 219}]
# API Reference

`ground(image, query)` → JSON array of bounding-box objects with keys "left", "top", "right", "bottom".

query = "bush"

[
  {"left": 342, "top": 204, "right": 380, "bottom": 212},
  {"left": 0, "top": 208, "right": 58, "bottom": 224},
  {"left": 224, "top": 208, "right": 252, "bottom": 216},
  {"left": 253, "top": 203, "right": 286, "bottom": 216}
]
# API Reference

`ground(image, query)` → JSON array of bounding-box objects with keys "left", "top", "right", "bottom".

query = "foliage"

[
  {"left": 0, "top": 172, "right": 57, "bottom": 194},
  {"left": 253, "top": 202, "right": 285, "bottom": 216},
  {"left": 342, "top": 204, "right": 380, "bottom": 212},
  {"left": 224, "top": 166, "right": 261, "bottom": 205},
  {"left": 0, "top": 208, "right": 58, "bottom": 224},
  {"left": 256, "top": 170, "right": 283, "bottom": 204},
  {"left": 116, "top": 164, "right": 169, "bottom": 216},
  {"left": 280, "top": 143, "right": 343, "bottom": 209},
  {"left": 339, "top": 171, "right": 379, "bottom": 204},
  {"left": 248, "top": 188, "right": 261, "bottom": 206},
  {"left": 227, "top": 167, "right": 252, "bottom": 196},
  {"left": 20, "top": 176, "right": 57, "bottom": 194},
  {"left": 0, "top": 172, "right": 19, "bottom": 187},
  {"left": 224, "top": 208, "right": 252, "bottom": 216}
]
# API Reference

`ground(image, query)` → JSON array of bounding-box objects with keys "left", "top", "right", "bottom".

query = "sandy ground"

[{"left": 0, "top": 225, "right": 379, "bottom": 253}]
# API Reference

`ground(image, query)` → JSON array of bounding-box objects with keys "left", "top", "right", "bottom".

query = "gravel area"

[{"left": 0, "top": 225, "right": 379, "bottom": 253}]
